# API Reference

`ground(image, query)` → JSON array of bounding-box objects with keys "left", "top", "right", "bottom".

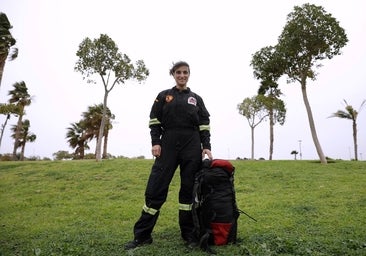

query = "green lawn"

[{"left": 0, "top": 159, "right": 365, "bottom": 255}]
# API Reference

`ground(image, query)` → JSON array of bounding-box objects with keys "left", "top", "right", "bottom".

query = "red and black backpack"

[{"left": 192, "top": 159, "right": 240, "bottom": 253}]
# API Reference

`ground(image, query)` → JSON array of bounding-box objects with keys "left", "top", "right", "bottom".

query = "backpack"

[{"left": 192, "top": 159, "right": 240, "bottom": 253}]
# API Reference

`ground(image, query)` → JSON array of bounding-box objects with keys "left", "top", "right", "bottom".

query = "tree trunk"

[
  {"left": 20, "top": 143, "right": 25, "bottom": 161},
  {"left": 0, "top": 114, "right": 10, "bottom": 149},
  {"left": 80, "top": 143, "right": 85, "bottom": 159},
  {"left": 353, "top": 120, "right": 358, "bottom": 161},
  {"left": 95, "top": 91, "right": 109, "bottom": 162},
  {"left": 251, "top": 126, "right": 255, "bottom": 160},
  {"left": 300, "top": 80, "right": 327, "bottom": 164},
  {"left": 103, "top": 129, "right": 109, "bottom": 159},
  {"left": 269, "top": 109, "right": 274, "bottom": 160},
  {"left": 12, "top": 112, "right": 23, "bottom": 160},
  {"left": 0, "top": 53, "right": 8, "bottom": 90}
]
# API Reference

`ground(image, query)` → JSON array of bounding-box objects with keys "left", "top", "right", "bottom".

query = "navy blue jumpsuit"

[{"left": 133, "top": 86, "right": 211, "bottom": 242}]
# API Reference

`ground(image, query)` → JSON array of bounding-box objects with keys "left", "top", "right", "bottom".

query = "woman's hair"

[{"left": 169, "top": 61, "right": 190, "bottom": 76}]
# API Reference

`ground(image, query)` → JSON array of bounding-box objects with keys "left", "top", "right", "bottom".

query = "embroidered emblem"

[
  {"left": 188, "top": 96, "right": 197, "bottom": 106},
  {"left": 166, "top": 95, "right": 174, "bottom": 103}
]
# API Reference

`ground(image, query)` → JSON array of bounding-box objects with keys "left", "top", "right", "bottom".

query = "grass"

[{"left": 0, "top": 159, "right": 365, "bottom": 255}]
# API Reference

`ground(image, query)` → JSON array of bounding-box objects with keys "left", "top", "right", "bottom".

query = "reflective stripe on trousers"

[
  {"left": 143, "top": 204, "right": 159, "bottom": 215},
  {"left": 179, "top": 203, "right": 192, "bottom": 211}
]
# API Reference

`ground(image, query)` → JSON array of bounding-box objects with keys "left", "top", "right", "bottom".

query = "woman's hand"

[
  {"left": 152, "top": 145, "right": 161, "bottom": 157},
  {"left": 202, "top": 149, "right": 213, "bottom": 160}
]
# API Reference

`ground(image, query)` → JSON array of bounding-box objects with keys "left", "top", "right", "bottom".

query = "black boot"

[
  {"left": 125, "top": 211, "right": 159, "bottom": 250},
  {"left": 179, "top": 209, "right": 198, "bottom": 248},
  {"left": 124, "top": 237, "right": 153, "bottom": 250}
]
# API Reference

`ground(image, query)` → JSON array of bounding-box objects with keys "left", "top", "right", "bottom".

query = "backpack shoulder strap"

[{"left": 192, "top": 168, "right": 205, "bottom": 239}]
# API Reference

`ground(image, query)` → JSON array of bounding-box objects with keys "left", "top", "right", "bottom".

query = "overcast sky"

[{"left": 1, "top": 0, "right": 366, "bottom": 160}]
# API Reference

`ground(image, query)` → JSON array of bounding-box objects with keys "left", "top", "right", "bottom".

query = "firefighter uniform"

[{"left": 133, "top": 86, "right": 211, "bottom": 243}]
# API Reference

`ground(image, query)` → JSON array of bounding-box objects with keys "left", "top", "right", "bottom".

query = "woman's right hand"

[{"left": 152, "top": 145, "right": 161, "bottom": 157}]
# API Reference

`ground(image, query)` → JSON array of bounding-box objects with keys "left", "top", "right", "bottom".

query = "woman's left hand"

[{"left": 202, "top": 149, "right": 213, "bottom": 160}]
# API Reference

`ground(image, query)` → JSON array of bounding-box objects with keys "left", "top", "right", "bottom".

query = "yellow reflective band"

[
  {"left": 199, "top": 124, "right": 210, "bottom": 131},
  {"left": 143, "top": 204, "right": 159, "bottom": 215},
  {"left": 179, "top": 203, "right": 192, "bottom": 211},
  {"left": 149, "top": 118, "right": 161, "bottom": 126}
]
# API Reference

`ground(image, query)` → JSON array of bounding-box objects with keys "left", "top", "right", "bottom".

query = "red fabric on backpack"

[
  {"left": 210, "top": 222, "right": 232, "bottom": 245},
  {"left": 211, "top": 159, "right": 235, "bottom": 174}
]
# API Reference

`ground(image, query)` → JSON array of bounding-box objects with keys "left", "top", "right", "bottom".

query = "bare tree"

[{"left": 238, "top": 95, "right": 268, "bottom": 159}]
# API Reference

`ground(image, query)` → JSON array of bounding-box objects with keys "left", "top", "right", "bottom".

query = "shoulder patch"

[
  {"left": 166, "top": 95, "right": 174, "bottom": 103},
  {"left": 188, "top": 96, "right": 197, "bottom": 106}
]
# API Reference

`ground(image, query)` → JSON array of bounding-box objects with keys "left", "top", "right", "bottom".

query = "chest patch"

[
  {"left": 166, "top": 95, "right": 174, "bottom": 103},
  {"left": 188, "top": 96, "right": 197, "bottom": 106}
]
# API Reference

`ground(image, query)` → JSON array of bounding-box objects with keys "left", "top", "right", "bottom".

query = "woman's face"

[{"left": 173, "top": 65, "right": 190, "bottom": 89}]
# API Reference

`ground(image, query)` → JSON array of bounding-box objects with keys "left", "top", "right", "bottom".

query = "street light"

[{"left": 298, "top": 140, "right": 302, "bottom": 160}]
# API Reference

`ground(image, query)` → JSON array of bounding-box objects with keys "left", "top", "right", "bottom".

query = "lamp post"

[{"left": 298, "top": 140, "right": 302, "bottom": 160}]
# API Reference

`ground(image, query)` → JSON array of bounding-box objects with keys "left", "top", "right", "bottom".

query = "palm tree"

[
  {"left": 66, "top": 122, "right": 89, "bottom": 159},
  {"left": 0, "top": 12, "right": 18, "bottom": 89},
  {"left": 66, "top": 105, "right": 114, "bottom": 160},
  {"left": 8, "top": 81, "right": 31, "bottom": 160},
  {"left": 329, "top": 99, "right": 366, "bottom": 161},
  {"left": 81, "top": 104, "right": 114, "bottom": 159},
  {"left": 291, "top": 150, "right": 299, "bottom": 160},
  {"left": 0, "top": 103, "right": 20, "bottom": 149},
  {"left": 11, "top": 119, "right": 36, "bottom": 160}
]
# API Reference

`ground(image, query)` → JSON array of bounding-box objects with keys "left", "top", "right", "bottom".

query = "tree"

[
  {"left": 258, "top": 92, "right": 286, "bottom": 160},
  {"left": 8, "top": 81, "right": 31, "bottom": 160},
  {"left": 66, "top": 122, "right": 90, "bottom": 159},
  {"left": 66, "top": 104, "right": 114, "bottom": 160},
  {"left": 0, "top": 12, "right": 18, "bottom": 89},
  {"left": 251, "top": 46, "right": 287, "bottom": 160},
  {"left": 276, "top": 3, "right": 348, "bottom": 164},
  {"left": 52, "top": 150, "right": 73, "bottom": 160},
  {"left": 0, "top": 103, "right": 20, "bottom": 149},
  {"left": 81, "top": 104, "right": 114, "bottom": 159},
  {"left": 238, "top": 95, "right": 268, "bottom": 160},
  {"left": 11, "top": 119, "right": 36, "bottom": 160},
  {"left": 75, "top": 34, "right": 149, "bottom": 161},
  {"left": 291, "top": 150, "right": 299, "bottom": 160},
  {"left": 329, "top": 99, "right": 366, "bottom": 161}
]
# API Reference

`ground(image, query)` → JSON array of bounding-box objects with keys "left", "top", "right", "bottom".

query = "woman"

[{"left": 125, "top": 61, "right": 213, "bottom": 249}]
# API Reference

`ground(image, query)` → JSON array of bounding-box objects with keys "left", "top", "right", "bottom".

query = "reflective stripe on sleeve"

[
  {"left": 149, "top": 118, "right": 161, "bottom": 126},
  {"left": 179, "top": 203, "right": 192, "bottom": 211},
  {"left": 143, "top": 204, "right": 159, "bottom": 215},
  {"left": 199, "top": 124, "right": 210, "bottom": 131}
]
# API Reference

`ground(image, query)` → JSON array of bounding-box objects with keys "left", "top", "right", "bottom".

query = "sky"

[{"left": 1, "top": 0, "right": 366, "bottom": 160}]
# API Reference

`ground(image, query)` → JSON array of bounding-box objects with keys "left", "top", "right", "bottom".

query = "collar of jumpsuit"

[{"left": 173, "top": 86, "right": 190, "bottom": 93}]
